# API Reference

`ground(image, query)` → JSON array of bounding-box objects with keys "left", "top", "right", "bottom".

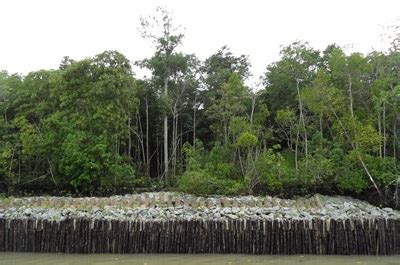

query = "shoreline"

[
  {"left": 0, "top": 193, "right": 399, "bottom": 221},
  {"left": 0, "top": 193, "right": 399, "bottom": 255}
]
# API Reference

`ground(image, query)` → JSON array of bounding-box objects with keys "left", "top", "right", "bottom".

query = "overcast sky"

[{"left": 1, "top": 0, "right": 399, "bottom": 86}]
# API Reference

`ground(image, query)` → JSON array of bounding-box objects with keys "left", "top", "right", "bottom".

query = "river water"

[{"left": 0, "top": 253, "right": 399, "bottom": 265}]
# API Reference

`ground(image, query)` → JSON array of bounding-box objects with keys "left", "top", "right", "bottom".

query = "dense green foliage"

[
  {"left": 1, "top": 8, "right": 399, "bottom": 206},
  {"left": 0, "top": 52, "right": 139, "bottom": 194}
]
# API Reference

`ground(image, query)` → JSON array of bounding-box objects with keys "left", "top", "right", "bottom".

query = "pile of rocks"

[{"left": 0, "top": 192, "right": 398, "bottom": 221}]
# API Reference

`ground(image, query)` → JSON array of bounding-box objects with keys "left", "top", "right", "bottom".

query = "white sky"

[{"left": 1, "top": 0, "right": 399, "bottom": 86}]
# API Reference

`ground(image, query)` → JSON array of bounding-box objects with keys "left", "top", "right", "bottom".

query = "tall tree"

[
  {"left": 139, "top": 6, "right": 184, "bottom": 182},
  {"left": 263, "top": 41, "right": 320, "bottom": 113}
]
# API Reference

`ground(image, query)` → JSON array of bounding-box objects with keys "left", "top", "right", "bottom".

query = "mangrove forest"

[{"left": 1, "top": 8, "right": 400, "bottom": 210}]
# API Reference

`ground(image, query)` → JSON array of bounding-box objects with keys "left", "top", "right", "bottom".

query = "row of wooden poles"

[{"left": 0, "top": 218, "right": 398, "bottom": 255}]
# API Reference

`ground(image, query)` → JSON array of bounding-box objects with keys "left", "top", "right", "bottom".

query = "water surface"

[{"left": 0, "top": 253, "right": 399, "bottom": 265}]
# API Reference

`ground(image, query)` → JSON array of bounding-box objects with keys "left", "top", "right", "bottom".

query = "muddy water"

[{"left": 0, "top": 253, "right": 399, "bottom": 265}]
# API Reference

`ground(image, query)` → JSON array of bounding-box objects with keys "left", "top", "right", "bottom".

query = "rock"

[
  {"left": 231, "top": 207, "right": 240, "bottom": 214},
  {"left": 23, "top": 208, "right": 32, "bottom": 216},
  {"left": 0, "top": 192, "right": 399, "bottom": 221},
  {"left": 369, "top": 208, "right": 382, "bottom": 216},
  {"left": 227, "top": 214, "right": 238, "bottom": 219},
  {"left": 213, "top": 213, "right": 221, "bottom": 219},
  {"left": 221, "top": 208, "right": 231, "bottom": 215}
]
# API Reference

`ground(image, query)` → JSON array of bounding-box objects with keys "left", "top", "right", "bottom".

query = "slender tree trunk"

[
  {"left": 358, "top": 155, "right": 382, "bottom": 196},
  {"left": 345, "top": 74, "right": 382, "bottom": 194},
  {"left": 47, "top": 158, "right": 57, "bottom": 188},
  {"left": 295, "top": 128, "right": 299, "bottom": 171},
  {"left": 171, "top": 109, "right": 178, "bottom": 179},
  {"left": 175, "top": 113, "right": 179, "bottom": 174},
  {"left": 193, "top": 93, "right": 196, "bottom": 146},
  {"left": 128, "top": 117, "right": 132, "bottom": 159},
  {"left": 136, "top": 134, "right": 140, "bottom": 162},
  {"left": 246, "top": 150, "right": 252, "bottom": 177},
  {"left": 296, "top": 79, "right": 307, "bottom": 166},
  {"left": 134, "top": 113, "right": 146, "bottom": 171},
  {"left": 330, "top": 106, "right": 382, "bottom": 195},
  {"left": 180, "top": 121, "right": 183, "bottom": 174},
  {"left": 394, "top": 116, "right": 398, "bottom": 163},
  {"left": 137, "top": 111, "right": 145, "bottom": 162},
  {"left": 394, "top": 116, "right": 399, "bottom": 207},
  {"left": 116, "top": 138, "right": 120, "bottom": 155},
  {"left": 156, "top": 131, "right": 160, "bottom": 180},
  {"left": 289, "top": 124, "right": 294, "bottom": 151},
  {"left": 348, "top": 74, "right": 354, "bottom": 118},
  {"left": 250, "top": 93, "right": 256, "bottom": 128},
  {"left": 145, "top": 97, "right": 150, "bottom": 179},
  {"left": 18, "top": 159, "right": 21, "bottom": 190},
  {"left": 378, "top": 109, "right": 382, "bottom": 158},
  {"left": 238, "top": 149, "right": 245, "bottom": 176},
  {"left": 320, "top": 114, "right": 323, "bottom": 137},
  {"left": 383, "top": 101, "right": 386, "bottom": 158},
  {"left": 171, "top": 110, "right": 175, "bottom": 179},
  {"left": 343, "top": 76, "right": 381, "bottom": 194},
  {"left": 163, "top": 77, "right": 169, "bottom": 180},
  {"left": 8, "top": 146, "right": 15, "bottom": 192}
]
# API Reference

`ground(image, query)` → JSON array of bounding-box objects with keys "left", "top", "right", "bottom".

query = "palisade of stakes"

[{"left": 0, "top": 193, "right": 399, "bottom": 254}]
